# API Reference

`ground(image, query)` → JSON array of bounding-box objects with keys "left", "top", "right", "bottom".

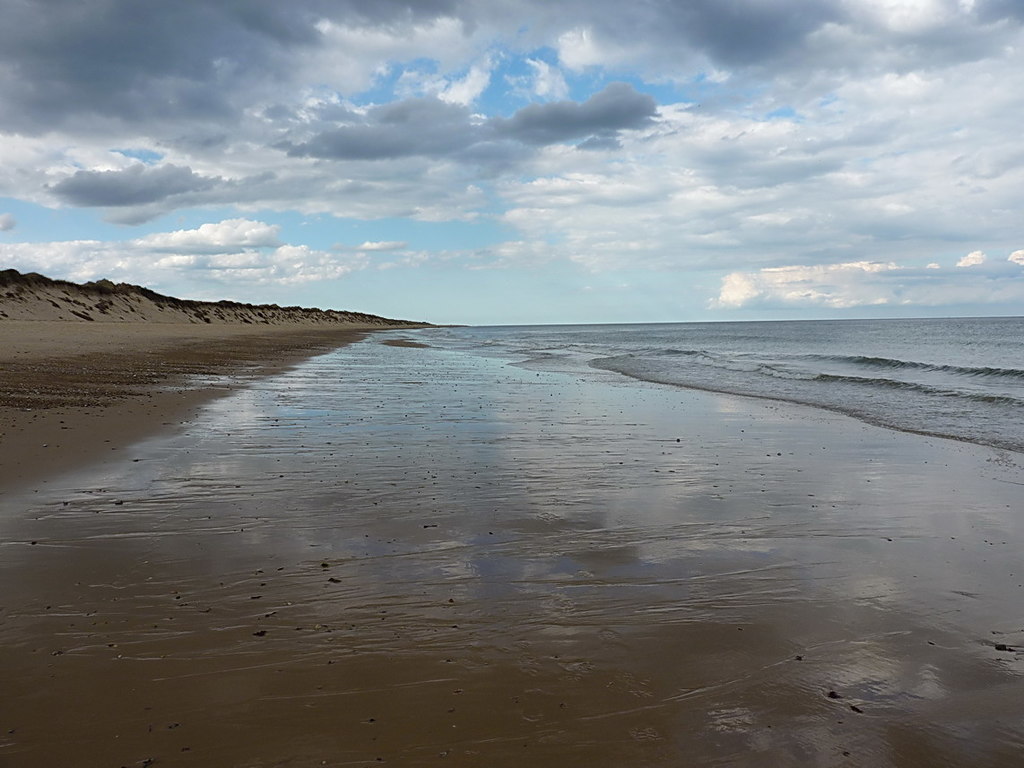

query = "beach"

[
  {"left": 0, "top": 321, "right": 391, "bottom": 492},
  {"left": 0, "top": 268, "right": 425, "bottom": 490},
  {"left": 5, "top": 2, "right": 1023, "bottom": 764},
  {"left": 2, "top": 324, "right": 1023, "bottom": 767}
]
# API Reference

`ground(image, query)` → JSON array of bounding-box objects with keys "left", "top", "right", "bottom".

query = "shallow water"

[
  {"left": 2, "top": 336, "right": 1023, "bottom": 767},
  {"left": 421, "top": 317, "right": 1024, "bottom": 452}
]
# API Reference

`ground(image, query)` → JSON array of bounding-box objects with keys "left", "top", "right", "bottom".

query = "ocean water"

[{"left": 415, "top": 316, "right": 1024, "bottom": 453}]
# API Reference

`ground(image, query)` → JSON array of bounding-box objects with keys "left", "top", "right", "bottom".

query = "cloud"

[
  {"left": 956, "top": 250, "right": 987, "bottom": 267},
  {"left": 394, "top": 52, "right": 495, "bottom": 105},
  {"left": 713, "top": 254, "right": 1024, "bottom": 310},
  {"left": 437, "top": 56, "right": 494, "bottom": 105},
  {"left": 979, "top": 0, "right": 1024, "bottom": 23},
  {"left": 50, "top": 164, "right": 218, "bottom": 207},
  {"left": 0, "top": 0, "right": 472, "bottom": 133},
  {"left": 491, "top": 83, "right": 658, "bottom": 146},
  {"left": 0, "top": 213, "right": 15, "bottom": 231},
  {"left": 307, "top": 15, "right": 477, "bottom": 97},
  {"left": 557, "top": 27, "right": 610, "bottom": 71},
  {"left": 652, "top": 0, "right": 845, "bottom": 67},
  {"left": 134, "top": 219, "right": 283, "bottom": 253},
  {"left": 285, "top": 83, "right": 657, "bottom": 162},
  {"left": 550, "top": 0, "right": 1024, "bottom": 82},
  {"left": 355, "top": 240, "right": 408, "bottom": 251},
  {"left": 284, "top": 97, "right": 477, "bottom": 160},
  {"left": 488, "top": 49, "right": 1024, "bottom": 278},
  {"left": 1009, "top": 250, "right": 1024, "bottom": 266},
  {"left": 526, "top": 59, "right": 569, "bottom": 100},
  {"left": 3, "top": 1, "right": 1022, "bottom": 140},
  {"left": 713, "top": 261, "right": 904, "bottom": 309},
  {"left": 0, "top": 218, "right": 366, "bottom": 292}
]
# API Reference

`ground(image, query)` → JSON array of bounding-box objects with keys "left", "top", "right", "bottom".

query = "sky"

[{"left": 1, "top": 0, "right": 1023, "bottom": 325}]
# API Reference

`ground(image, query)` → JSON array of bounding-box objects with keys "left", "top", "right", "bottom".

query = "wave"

[
  {"left": 812, "top": 373, "right": 1023, "bottom": 406},
  {"left": 593, "top": 355, "right": 1024, "bottom": 408},
  {"left": 632, "top": 347, "right": 1024, "bottom": 382},
  {"left": 650, "top": 349, "right": 804, "bottom": 378},
  {"left": 804, "top": 354, "right": 1024, "bottom": 381}
]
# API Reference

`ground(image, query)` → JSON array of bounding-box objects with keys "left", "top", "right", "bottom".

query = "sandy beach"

[
  {"left": 2, "top": 327, "right": 1023, "bottom": 767},
  {"left": 1, "top": 321, "right": 381, "bottom": 492},
  {"left": 0, "top": 271, "right": 425, "bottom": 490}
]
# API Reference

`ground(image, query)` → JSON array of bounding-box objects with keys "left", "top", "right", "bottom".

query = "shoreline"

[
  {"left": 602, "top": 364, "right": 1024, "bottom": 457},
  {"left": 0, "top": 320, "right": 413, "bottom": 493}
]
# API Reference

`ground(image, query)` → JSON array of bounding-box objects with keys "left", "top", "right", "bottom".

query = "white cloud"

[
  {"left": 715, "top": 271, "right": 765, "bottom": 308},
  {"left": 438, "top": 57, "right": 494, "bottom": 105},
  {"left": 556, "top": 27, "right": 603, "bottom": 71},
  {"left": 526, "top": 59, "right": 569, "bottom": 99},
  {"left": 712, "top": 255, "right": 1024, "bottom": 310},
  {"left": 0, "top": 220, "right": 366, "bottom": 294},
  {"left": 0, "top": 212, "right": 15, "bottom": 231},
  {"left": 134, "top": 219, "right": 283, "bottom": 253},
  {"left": 1008, "top": 250, "right": 1024, "bottom": 266},
  {"left": 395, "top": 57, "right": 495, "bottom": 106},
  {"left": 555, "top": 27, "right": 635, "bottom": 73},
  {"left": 713, "top": 261, "right": 903, "bottom": 309},
  {"left": 355, "top": 240, "right": 408, "bottom": 251},
  {"left": 308, "top": 17, "right": 477, "bottom": 96},
  {"left": 956, "top": 250, "right": 987, "bottom": 267},
  {"left": 267, "top": 244, "right": 367, "bottom": 284},
  {"left": 854, "top": 0, "right": 962, "bottom": 33},
  {"left": 488, "top": 37, "right": 1024, "bottom": 288}
]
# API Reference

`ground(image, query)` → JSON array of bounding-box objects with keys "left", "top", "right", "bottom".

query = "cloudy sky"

[{"left": 1, "top": 0, "right": 1022, "bottom": 324}]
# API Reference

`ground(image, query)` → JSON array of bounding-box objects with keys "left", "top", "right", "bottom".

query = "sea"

[{"left": 413, "top": 316, "right": 1024, "bottom": 454}]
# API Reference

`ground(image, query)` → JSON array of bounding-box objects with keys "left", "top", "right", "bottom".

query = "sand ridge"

[{"left": 0, "top": 268, "right": 420, "bottom": 326}]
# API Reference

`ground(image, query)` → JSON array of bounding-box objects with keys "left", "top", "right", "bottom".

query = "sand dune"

[{"left": 0, "top": 269, "right": 416, "bottom": 326}]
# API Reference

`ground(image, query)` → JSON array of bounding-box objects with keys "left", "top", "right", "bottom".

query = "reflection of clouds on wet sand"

[{"left": 2, "top": 338, "right": 1023, "bottom": 766}]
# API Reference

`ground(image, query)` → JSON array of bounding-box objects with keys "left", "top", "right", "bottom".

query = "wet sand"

[{"left": 2, "top": 337, "right": 1023, "bottom": 767}]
